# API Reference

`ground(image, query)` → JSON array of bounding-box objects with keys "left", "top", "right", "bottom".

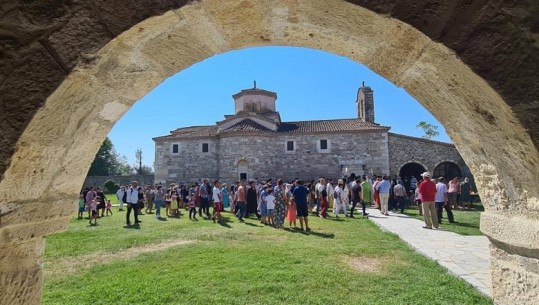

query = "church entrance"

[
  {"left": 399, "top": 162, "right": 427, "bottom": 190},
  {"left": 433, "top": 162, "right": 462, "bottom": 181},
  {"left": 237, "top": 160, "right": 248, "bottom": 181}
]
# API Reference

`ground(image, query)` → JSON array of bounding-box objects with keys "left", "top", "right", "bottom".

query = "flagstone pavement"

[{"left": 365, "top": 208, "right": 491, "bottom": 297}]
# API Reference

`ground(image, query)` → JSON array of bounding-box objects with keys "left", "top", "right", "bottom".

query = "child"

[
  {"left": 286, "top": 197, "right": 297, "bottom": 228},
  {"left": 415, "top": 188, "right": 422, "bottom": 216},
  {"left": 265, "top": 189, "right": 275, "bottom": 227},
  {"left": 170, "top": 189, "right": 179, "bottom": 217},
  {"left": 188, "top": 188, "right": 198, "bottom": 221},
  {"left": 165, "top": 190, "right": 171, "bottom": 218},
  {"left": 89, "top": 196, "right": 99, "bottom": 226},
  {"left": 77, "top": 194, "right": 85, "bottom": 220},
  {"left": 105, "top": 199, "right": 113, "bottom": 216}
]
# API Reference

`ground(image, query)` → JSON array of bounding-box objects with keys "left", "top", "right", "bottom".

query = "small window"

[
  {"left": 172, "top": 144, "right": 179, "bottom": 154},
  {"left": 202, "top": 143, "right": 209, "bottom": 153},
  {"left": 286, "top": 141, "right": 294, "bottom": 151},
  {"left": 320, "top": 139, "right": 328, "bottom": 150}
]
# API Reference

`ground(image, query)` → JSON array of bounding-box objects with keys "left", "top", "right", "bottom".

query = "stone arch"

[
  {"left": 0, "top": 1, "right": 538, "bottom": 304},
  {"left": 433, "top": 160, "right": 462, "bottom": 181},
  {"left": 398, "top": 161, "right": 428, "bottom": 190},
  {"left": 398, "top": 161, "right": 429, "bottom": 175}
]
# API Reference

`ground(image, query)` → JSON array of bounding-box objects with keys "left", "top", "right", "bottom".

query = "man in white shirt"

[
  {"left": 326, "top": 179, "right": 335, "bottom": 212},
  {"left": 126, "top": 181, "right": 141, "bottom": 225},
  {"left": 212, "top": 180, "right": 223, "bottom": 223},
  {"left": 116, "top": 186, "right": 125, "bottom": 211},
  {"left": 435, "top": 177, "right": 454, "bottom": 224},
  {"left": 334, "top": 179, "right": 346, "bottom": 218}
]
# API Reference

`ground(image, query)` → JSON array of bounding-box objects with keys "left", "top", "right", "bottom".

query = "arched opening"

[
  {"left": 433, "top": 161, "right": 462, "bottom": 181},
  {"left": 237, "top": 160, "right": 249, "bottom": 181},
  {"left": 0, "top": 1, "right": 537, "bottom": 304},
  {"left": 399, "top": 162, "right": 427, "bottom": 190}
]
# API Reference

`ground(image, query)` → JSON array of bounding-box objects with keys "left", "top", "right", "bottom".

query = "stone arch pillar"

[{"left": 0, "top": 1, "right": 538, "bottom": 304}]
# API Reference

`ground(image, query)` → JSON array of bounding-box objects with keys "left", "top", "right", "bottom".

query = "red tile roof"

[{"left": 153, "top": 118, "right": 388, "bottom": 141}]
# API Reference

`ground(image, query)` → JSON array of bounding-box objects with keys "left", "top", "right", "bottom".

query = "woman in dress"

[
  {"left": 221, "top": 183, "right": 230, "bottom": 210},
  {"left": 273, "top": 179, "right": 288, "bottom": 229}
]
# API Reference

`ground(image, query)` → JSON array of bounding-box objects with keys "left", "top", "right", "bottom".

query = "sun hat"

[{"left": 421, "top": 172, "right": 431, "bottom": 178}]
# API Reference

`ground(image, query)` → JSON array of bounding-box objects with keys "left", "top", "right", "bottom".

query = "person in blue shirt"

[{"left": 292, "top": 180, "right": 311, "bottom": 231}]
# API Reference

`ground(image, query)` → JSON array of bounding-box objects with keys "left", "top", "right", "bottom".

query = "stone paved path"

[{"left": 365, "top": 208, "right": 491, "bottom": 297}]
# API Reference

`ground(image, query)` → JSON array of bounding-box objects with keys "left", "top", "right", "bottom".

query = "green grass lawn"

[
  {"left": 43, "top": 203, "right": 492, "bottom": 305},
  {"left": 402, "top": 205, "right": 483, "bottom": 236}
]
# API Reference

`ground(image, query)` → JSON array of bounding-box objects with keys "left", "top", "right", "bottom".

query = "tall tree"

[
  {"left": 135, "top": 149, "right": 143, "bottom": 174},
  {"left": 416, "top": 121, "right": 440, "bottom": 140},
  {"left": 87, "top": 137, "right": 128, "bottom": 176}
]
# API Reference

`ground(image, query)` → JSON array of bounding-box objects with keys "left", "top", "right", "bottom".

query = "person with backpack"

[{"left": 126, "top": 181, "right": 141, "bottom": 225}]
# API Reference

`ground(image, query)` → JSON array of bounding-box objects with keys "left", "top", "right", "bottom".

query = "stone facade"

[
  {"left": 388, "top": 133, "right": 470, "bottom": 178},
  {"left": 154, "top": 86, "right": 468, "bottom": 186},
  {"left": 155, "top": 131, "right": 390, "bottom": 184}
]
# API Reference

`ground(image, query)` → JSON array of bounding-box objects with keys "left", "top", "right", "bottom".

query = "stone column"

[
  {"left": 481, "top": 213, "right": 539, "bottom": 304},
  {"left": 0, "top": 239, "right": 46, "bottom": 305},
  {"left": 0, "top": 200, "right": 72, "bottom": 305}
]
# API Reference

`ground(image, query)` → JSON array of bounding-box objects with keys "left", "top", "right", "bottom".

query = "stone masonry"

[{"left": 388, "top": 133, "right": 469, "bottom": 177}]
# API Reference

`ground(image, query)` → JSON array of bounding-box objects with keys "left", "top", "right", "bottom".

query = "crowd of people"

[{"left": 79, "top": 173, "right": 474, "bottom": 230}]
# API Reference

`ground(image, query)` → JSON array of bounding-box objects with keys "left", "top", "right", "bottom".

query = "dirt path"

[{"left": 44, "top": 239, "right": 195, "bottom": 280}]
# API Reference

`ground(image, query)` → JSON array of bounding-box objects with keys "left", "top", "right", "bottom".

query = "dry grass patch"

[
  {"left": 344, "top": 255, "right": 409, "bottom": 274},
  {"left": 44, "top": 239, "right": 195, "bottom": 279}
]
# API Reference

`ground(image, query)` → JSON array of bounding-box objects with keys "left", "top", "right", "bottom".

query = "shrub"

[{"left": 104, "top": 180, "right": 120, "bottom": 193}]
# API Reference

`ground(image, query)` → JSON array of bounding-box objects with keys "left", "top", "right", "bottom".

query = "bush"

[{"left": 104, "top": 180, "right": 120, "bottom": 193}]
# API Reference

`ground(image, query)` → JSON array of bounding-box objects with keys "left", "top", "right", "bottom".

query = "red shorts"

[{"left": 214, "top": 202, "right": 223, "bottom": 212}]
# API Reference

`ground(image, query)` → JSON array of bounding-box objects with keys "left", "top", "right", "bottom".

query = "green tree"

[
  {"left": 87, "top": 137, "right": 128, "bottom": 176},
  {"left": 416, "top": 121, "right": 440, "bottom": 140}
]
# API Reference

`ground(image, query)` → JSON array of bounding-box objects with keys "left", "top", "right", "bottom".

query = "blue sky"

[{"left": 108, "top": 46, "right": 449, "bottom": 167}]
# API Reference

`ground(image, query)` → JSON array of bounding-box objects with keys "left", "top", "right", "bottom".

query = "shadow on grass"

[
  {"left": 283, "top": 227, "right": 335, "bottom": 239},
  {"left": 244, "top": 222, "right": 263, "bottom": 227},
  {"left": 157, "top": 217, "right": 168, "bottom": 221},
  {"left": 217, "top": 216, "right": 233, "bottom": 228},
  {"left": 445, "top": 221, "right": 480, "bottom": 229},
  {"left": 328, "top": 217, "right": 345, "bottom": 222},
  {"left": 123, "top": 224, "right": 141, "bottom": 229}
]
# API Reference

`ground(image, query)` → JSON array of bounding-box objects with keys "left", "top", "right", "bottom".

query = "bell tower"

[{"left": 356, "top": 82, "right": 375, "bottom": 123}]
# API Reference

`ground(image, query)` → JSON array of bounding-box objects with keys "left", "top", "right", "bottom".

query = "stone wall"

[
  {"left": 388, "top": 133, "right": 469, "bottom": 176},
  {"left": 155, "top": 131, "right": 390, "bottom": 185},
  {"left": 155, "top": 138, "right": 219, "bottom": 184},
  {"left": 83, "top": 175, "right": 155, "bottom": 189}
]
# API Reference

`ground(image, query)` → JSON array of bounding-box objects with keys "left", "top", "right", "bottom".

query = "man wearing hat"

[{"left": 418, "top": 172, "right": 438, "bottom": 229}]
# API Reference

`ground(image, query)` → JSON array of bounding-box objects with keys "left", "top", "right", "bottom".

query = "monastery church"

[{"left": 154, "top": 83, "right": 469, "bottom": 186}]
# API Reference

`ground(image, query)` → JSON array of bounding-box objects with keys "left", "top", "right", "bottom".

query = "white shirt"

[
  {"left": 266, "top": 194, "right": 275, "bottom": 210},
  {"left": 116, "top": 189, "right": 125, "bottom": 200},
  {"left": 435, "top": 183, "right": 447, "bottom": 202},
  {"left": 127, "top": 187, "right": 139, "bottom": 204},
  {"left": 334, "top": 186, "right": 344, "bottom": 204},
  {"left": 212, "top": 186, "right": 222, "bottom": 203},
  {"left": 327, "top": 183, "right": 335, "bottom": 197}
]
